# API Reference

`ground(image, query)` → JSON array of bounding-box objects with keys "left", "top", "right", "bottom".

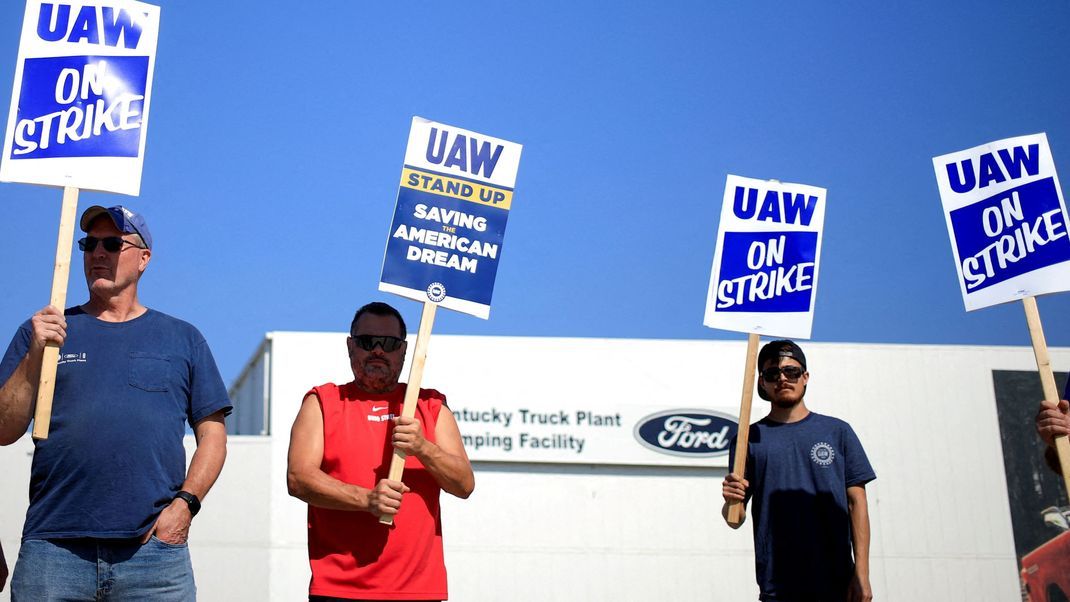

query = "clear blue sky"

[{"left": 2, "top": 1, "right": 1069, "bottom": 385}]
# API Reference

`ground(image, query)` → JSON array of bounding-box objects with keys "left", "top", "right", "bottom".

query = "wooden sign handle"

[
  {"left": 32, "top": 186, "right": 80, "bottom": 441},
  {"left": 380, "top": 301, "right": 438, "bottom": 525},
  {"left": 727, "top": 333, "right": 760, "bottom": 527},
  {"left": 1022, "top": 297, "right": 1070, "bottom": 495}
]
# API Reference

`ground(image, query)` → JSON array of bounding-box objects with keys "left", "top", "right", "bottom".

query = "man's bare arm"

[
  {"left": 287, "top": 393, "right": 407, "bottom": 517},
  {"left": 182, "top": 410, "right": 228, "bottom": 499},
  {"left": 143, "top": 410, "right": 228, "bottom": 544},
  {"left": 0, "top": 306, "right": 66, "bottom": 445},
  {"left": 847, "top": 484, "right": 873, "bottom": 602},
  {"left": 721, "top": 473, "right": 748, "bottom": 528},
  {"left": 1037, "top": 399, "right": 1069, "bottom": 473}
]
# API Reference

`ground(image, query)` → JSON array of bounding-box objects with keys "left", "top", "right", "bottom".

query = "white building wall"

[{"left": 0, "top": 335, "right": 1065, "bottom": 601}]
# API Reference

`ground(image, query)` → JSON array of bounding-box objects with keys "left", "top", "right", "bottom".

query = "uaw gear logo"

[
  {"left": 426, "top": 282, "right": 447, "bottom": 302},
  {"left": 633, "top": 409, "right": 738, "bottom": 458},
  {"left": 810, "top": 441, "right": 835, "bottom": 467}
]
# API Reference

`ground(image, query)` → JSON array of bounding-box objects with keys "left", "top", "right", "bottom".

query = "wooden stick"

[
  {"left": 32, "top": 186, "right": 80, "bottom": 441},
  {"left": 1022, "top": 296, "right": 1070, "bottom": 494},
  {"left": 727, "top": 332, "right": 760, "bottom": 527},
  {"left": 380, "top": 301, "right": 438, "bottom": 525}
]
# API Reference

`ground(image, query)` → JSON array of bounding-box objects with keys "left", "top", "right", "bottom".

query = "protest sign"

[
  {"left": 703, "top": 174, "right": 827, "bottom": 526},
  {"left": 379, "top": 116, "right": 523, "bottom": 320},
  {"left": 933, "top": 133, "right": 1070, "bottom": 312},
  {"left": 1, "top": 0, "right": 160, "bottom": 196},
  {"left": 0, "top": 0, "right": 160, "bottom": 439},
  {"left": 377, "top": 117, "right": 522, "bottom": 523},
  {"left": 704, "top": 174, "right": 827, "bottom": 340},
  {"left": 934, "top": 133, "right": 1070, "bottom": 493}
]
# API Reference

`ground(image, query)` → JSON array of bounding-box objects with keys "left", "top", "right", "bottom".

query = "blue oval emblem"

[{"left": 633, "top": 409, "right": 738, "bottom": 457}]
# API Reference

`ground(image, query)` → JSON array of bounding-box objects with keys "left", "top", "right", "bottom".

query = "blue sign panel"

[
  {"left": 949, "top": 177, "right": 1070, "bottom": 292},
  {"left": 381, "top": 183, "right": 509, "bottom": 307},
  {"left": 12, "top": 55, "right": 148, "bottom": 159},
  {"left": 714, "top": 231, "right": 818, "bottom": 312}
]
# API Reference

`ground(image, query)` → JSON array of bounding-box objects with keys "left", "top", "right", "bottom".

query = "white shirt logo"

[
  {"left": 57, "top": 352, "right": 87, "bottom": 365},
  {"left": 810, "top": 442, "right": 835, "bottom": 467}
]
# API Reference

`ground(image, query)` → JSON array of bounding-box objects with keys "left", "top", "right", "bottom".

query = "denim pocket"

[
  {"left": 128, "top": 352, "right": 171, "bottom": 392},
  {"left": 149, "top": 534, "right": 188, "bottom": 549}
]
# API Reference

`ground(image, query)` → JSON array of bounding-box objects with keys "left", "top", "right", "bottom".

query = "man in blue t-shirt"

[
  {"left": 722, "top": 340, "right": 876, "bottom": 602},
  {"left": 0, "top": 205, "right": 231, "bottom": 601}
]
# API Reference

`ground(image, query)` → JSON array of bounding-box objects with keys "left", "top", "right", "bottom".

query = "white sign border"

[
  {"left": 703, "top": 173, "right": 827, "bottom": 340},
  {"left": 932, "top": 132, "right": 1070, "bottom": 311},
  {"left": 0, "top": 0, "right": 161, "bottom": 196},
  {"left": 378, "top": 116, "right": 522, "bottom": 320}
]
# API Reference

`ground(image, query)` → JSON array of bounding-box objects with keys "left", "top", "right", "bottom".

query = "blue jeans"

[{"left": 11, "top": 537, "right": 196, "bottom": 601}]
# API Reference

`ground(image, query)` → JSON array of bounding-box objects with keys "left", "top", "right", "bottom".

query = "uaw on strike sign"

[
  {"left": 704, "top": 175, "right": 827, "bottom": 339},
  {"left": 933, "top": 133, "right": 1070, "bottom": 311},
  {"left": 380, "top": 117, "right": 523, "bottom": 319},
  {"left": 1, "top": 0, "right": 160, "bottom": 196}
]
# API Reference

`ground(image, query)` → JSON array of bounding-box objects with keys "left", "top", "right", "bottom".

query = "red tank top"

[{"left": 307, "top": 381, "right": 447, "bottom": 600}]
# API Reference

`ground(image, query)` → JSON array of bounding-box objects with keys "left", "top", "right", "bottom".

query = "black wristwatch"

[{"left": 173, "top": 491, "right": 201, "bottom": 518}]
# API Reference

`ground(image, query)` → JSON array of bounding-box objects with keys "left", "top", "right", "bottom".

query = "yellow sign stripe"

[{"left": 400, "top": 168, "right": 513, "bottom": 210}]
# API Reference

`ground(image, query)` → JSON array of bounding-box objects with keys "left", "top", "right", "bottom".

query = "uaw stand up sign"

[
  {"left": 934, "top": 133, "right": 1070, "bottom": 494},
  {"left": 377, "top": 116, "right": 522, "bottom": 524},
  {"left": 704, "top": 174, "right": 827, "bottom": 527},
  {"left": 0, "top": 0, "right": 160, "bottom": 439}
]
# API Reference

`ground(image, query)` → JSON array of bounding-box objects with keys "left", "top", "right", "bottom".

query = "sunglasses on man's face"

[
  {"left": 761, "top": 366, "right": 804, "bottom": 382},
  {"left": 78, "top": 236, "right": 143, "bottom": 253},
  {"left": 351, "top": 334, "right": 405, "bottom": 352}
]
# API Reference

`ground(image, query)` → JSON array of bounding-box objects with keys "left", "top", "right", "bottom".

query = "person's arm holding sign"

[
  {"left": 0, "top": 306, "right": 67, "bottom": 445},
  {"left": 1036, "top": 395, "right": 1070, "bottom": 473},
  {"left": 287, "top": 393, "right": 410, "bottom": 519},
  {"left": 392, "top": 408, "right": 474, "bottom": 499},
  {"left": 720, "top": 473, "right": 749, "bottom": 527},
  {"left": 847, "top": 485, "right": 873, "bottom": 602},
  {"left": 934, "top": 134, "right": 1070, "bottom": 493}
]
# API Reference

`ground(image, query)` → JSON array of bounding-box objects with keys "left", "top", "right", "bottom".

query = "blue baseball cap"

[{"left": 79, "top": 205, "right": 153, "bottom": 249}]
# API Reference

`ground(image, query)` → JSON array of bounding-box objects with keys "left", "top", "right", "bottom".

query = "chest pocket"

[{"left": 128, "top": 352, "right": 172, "bottom": 392}]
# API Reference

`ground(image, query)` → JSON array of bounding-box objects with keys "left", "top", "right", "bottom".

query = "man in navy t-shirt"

[
  {"left": 0, "top": 205, "right": 231, "bottom": 601},
  {"left": 722, "top": 340, "right": 876, "bottom": 602}
]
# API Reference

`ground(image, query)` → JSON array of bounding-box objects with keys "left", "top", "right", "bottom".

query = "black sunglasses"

[
  {"left": 78, "top": 236, "right": 143, "bottom": 253},
  {"left": 351, "top": 334, "right": 405, "bottom": 352},
  {"left": 761, "top": 366, "right": 804, "bottom": 382}
]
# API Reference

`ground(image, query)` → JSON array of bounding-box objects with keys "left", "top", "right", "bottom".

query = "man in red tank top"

[{"left": 287, "top": 302, "right": 475, "bottom": 601}]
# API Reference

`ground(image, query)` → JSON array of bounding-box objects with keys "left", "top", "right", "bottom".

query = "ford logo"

[{"left": 633, "top": 409, "right": 738, "bottom": 457}]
